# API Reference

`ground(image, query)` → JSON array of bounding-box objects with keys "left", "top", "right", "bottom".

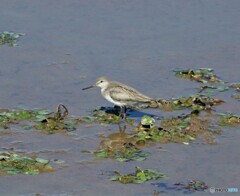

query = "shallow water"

[{"left": 0, "top": 0, "right": 240, "bottom": 195}]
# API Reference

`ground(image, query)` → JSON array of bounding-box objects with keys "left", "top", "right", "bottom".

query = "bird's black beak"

[{"left": 82, "top": 85, "right": 95, "bottom": 90}]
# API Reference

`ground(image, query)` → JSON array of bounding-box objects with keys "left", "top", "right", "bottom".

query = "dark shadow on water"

[{"left": 100, "top": 106, "right": 161, "bottom": 119}]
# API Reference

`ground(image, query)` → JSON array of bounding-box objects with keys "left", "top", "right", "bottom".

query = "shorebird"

[{"left": 82, "top": 77, "right": 158, "bottom": 119}]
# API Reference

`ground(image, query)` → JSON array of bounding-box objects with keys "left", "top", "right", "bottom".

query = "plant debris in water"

[
  {"left": 81, "top": 107, "right": 136, "bottom": 124},
  {"left": 0, "top": 31, "right": 25, "bottom": 46},
  {"left": 0, "top": 108, "right": 51, "bottom": 128},
  {"left": 34, "top": 104, "right": 78, "bottom": 134},
  {"left": 92, "top": 107, "right": 120, "bottom": 124},
  {"left": 231, "top": 94, "right": 240, "bottom": 100},
  {"left": 198, "top": 85, "right": 229, "bottom": 93},
  {"left": 93, "top": 142, "right": 150, "bottom": 162},
  {"left": 174, "top": 180, "right": 208, "bottom": 193},
  {"left": 158, "top": 94, "right": 224, "bottom": 112},
  {"left": 197, "top": 83, "right": 240, "bottom": 98},
  {"left": 80, "top": 107, "right": 121, "bottom": 124},
  {"left": 174, "top": 68, "right": 224, "bottom": 84},
  {"left": 218, "top": 113, "right": 240, "bottom": 126},
  {"left": 0, "top": 151, "right": 53, "bottom": 175},
  {"left": 152, "top": 180, "right": 208, "bottom": 194},
  {"left": 93, "top": 129, "right": 150, "bottom": 162},
  {"left": 230, "top": 83, "right": 240, "bottom": 91},
  {"left": 111, "top": 166, "right": 167, "bottom": 184},
  {"left": 0, "top": 105, "right": 78, "bottom": 135},
  {"left": 135, "top": 114, "right": 219, "bottom": 145}
]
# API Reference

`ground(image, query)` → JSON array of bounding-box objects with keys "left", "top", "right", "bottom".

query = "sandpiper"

[{"left": 82, "top": 77, "right": 158, "bottom": 119}]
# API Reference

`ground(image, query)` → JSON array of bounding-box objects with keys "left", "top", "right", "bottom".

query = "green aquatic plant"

[
  {"left": 0, "top": 105, "right": 78, "bottom": 134},
  {"left": 79, "top": 108, "right": 121, "bottom": 124},
  {"left": 158, "top": 94, "right": 224, "bottom": 112},
  {"left": 111, "top": 166, "right": 167, "bottom": 184},
  {"left": 230, "top": 83, "right": 240, "bottom": 91},
  {"left": 93, "top": 142, "right": 150, "bottom": 162},
  {"left": 218, "top": 113, "right": 240, "bottom": 126},
  {"left": 0, "top": 151, "right": 53, "bottom": 175},
  {"left": 196, "top": 83, "right": 240, "bottom": 100},
  {"left": 174, "top": 180, "right": 208, "bottom": 193},
  {"left": 92, "top": 108, "right": 120, "bottom": 124},
  {"left": 174, "top": 68, "right": 224, "bottom": 84},
  {"left": 34, "top": 104, "right": 78, "bottom": 134},
  {"left": 141, "top": 115, "right": 155, "bottom": 128},
  {"left": 0, "top": 31, "right": 25, "bottom": 46},
  {"left": 135, "top": 114, "right": 219, "bottom": 145},
  {"left": 0, "top": 108, "right": 51, "bottom": 128}
]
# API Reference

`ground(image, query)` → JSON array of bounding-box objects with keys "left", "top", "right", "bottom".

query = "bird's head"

[
  {"left": 95, "top": 77, "right": 109, "bottom": 88},
  {"left": 82, "top": 76, "right": 109, "bottom": 90}
]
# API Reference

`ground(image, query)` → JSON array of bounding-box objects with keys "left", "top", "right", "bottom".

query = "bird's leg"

[
  {"left": 123, "top": 106, "right": 127, "bottom": 119},
  {"left": 117, "top": 106, "right": 127, "bottom": 119},
  {"left": 118, "top": 106, "right": 122, "bottom": 118}
]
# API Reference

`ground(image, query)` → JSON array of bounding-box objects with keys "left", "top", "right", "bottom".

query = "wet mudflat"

[{"left": 0, "top": 1, "right": 240, "bottom": 195}]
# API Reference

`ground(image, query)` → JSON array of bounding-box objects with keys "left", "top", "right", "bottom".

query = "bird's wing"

[{"left": 108, "top": 85, "right": 154, "bottom": 103}]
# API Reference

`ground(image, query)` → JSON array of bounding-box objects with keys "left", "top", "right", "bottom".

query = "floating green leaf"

[
  {"left": 0, "top": 151, "right": 53, "bottom": 175},
  {"left": 111, "top": 166, "right": 167, "bottom": 184},
  {"left": 141, "top": 115, "right": 155, "bottom": 128},
  {"left": 35, "top": 158, "right": 49, "bottom": 164}
]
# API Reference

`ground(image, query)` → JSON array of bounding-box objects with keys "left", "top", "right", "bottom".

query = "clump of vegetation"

[
  {"left": 92, "top": 140, "right": 150, "bottom": 162},
  {"left": 79, "top": 107, "right": 121, "bottom": 124},
  {"left": 134, "top": 115, "right": 219, "bottom": 145},
  {"left": 152, "top": 180, "right": 208, "bottom": 194},
  {"left": 93, "top": 142, "right": 150, "bottom": 162},
  {"left": 111, "top": 166, "right": 167, "bottom": 184},
  {"left": 174, "top": 180, "right": 208, "bottom": 193},
  {"left": 231, "top": 94, "right": 240, "bottom": 100},
  {"left": 158, "top": 94, "right": 224, "bottom": 112},
  {"left": 0, "top": 151, "right": 53, "bottom": 175},
  {"left": 0, "top": 31, "right": 25, "bottom": 46},
  {"left": 174, "top": 68, "right": 224, "bottom": 84},
  {"left": 34, "top": 104, "right": 78, "bottom": 134},
  {"left": 0, "top": 105, "right": 78, "bottom": 135},
  {"left": 92, "top": 108, "right": 120, "bottom": 124},
  {"left": 230, "top": 83, "right": 240, "bottom": 91},
  {"left": 218, "top": 113, "right": 240, "bottom": 126},
  {"left": 0, "top": 108, "right": 51, "bottom": 128},
  {"left": 92, "top": 129, "right": 150, "bottom": 162},
  {"left": 198, "top": 85, "right": 229, "bottom": 93}
]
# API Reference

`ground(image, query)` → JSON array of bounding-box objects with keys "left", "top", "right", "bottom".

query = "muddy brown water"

[{"left": 0, "top": 1, "right": 240, "bottom": 195}]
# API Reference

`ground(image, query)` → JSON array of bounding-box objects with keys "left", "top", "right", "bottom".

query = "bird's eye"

[{"left": 100, "top": 81, "right": 103, "bottom": 83}]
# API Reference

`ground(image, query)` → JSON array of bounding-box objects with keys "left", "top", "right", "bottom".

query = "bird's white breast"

[{"left": 101, "top": 88, "right": 126, "bottom": 106}]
